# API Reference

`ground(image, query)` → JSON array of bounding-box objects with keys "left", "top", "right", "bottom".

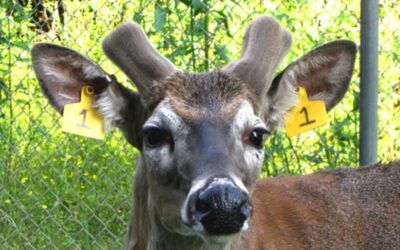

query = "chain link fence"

[{"left": 1, "top": 0, "right": 399, "bottom": 248}]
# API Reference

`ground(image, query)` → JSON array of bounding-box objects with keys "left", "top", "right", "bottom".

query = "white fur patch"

[
  {"left": 232, "top": 101, "right": 266, "bottom": 171},
  {"left": 181, "top": 178, "right": 209, "bottom": 224},
  {"left": 93, "top": 87, "right": 126, "bottom": 130},
  {"left": 232, "top": 101, "right": 265, "bottom": 138},
  {"left": 41, "top": 63, "right": 72, "bottom": 85},
  {"left": 241, "top": 219, "right": 249, "bottom": 232},
  {"left": 58, "top": 92, "right": 76, "bottom": 101},
  {"left": 231, "top": 175, "right": 249, "bottom": 195}
]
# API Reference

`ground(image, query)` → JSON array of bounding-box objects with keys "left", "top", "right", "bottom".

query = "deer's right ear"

[{"left": 264, "top": 40, "right": 357, "bottom": 129}]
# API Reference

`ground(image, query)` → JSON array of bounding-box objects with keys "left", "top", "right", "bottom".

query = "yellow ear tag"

[
  {"left": 284, "top": 87, "right": 329, "bottom": 137},
  {"left": 62, "top": 86, "right": 105, "bottom": 140}
]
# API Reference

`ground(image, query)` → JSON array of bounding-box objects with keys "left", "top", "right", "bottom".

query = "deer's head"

[{"left": 31, "top": 16, "right": 356, "bottom": 244}]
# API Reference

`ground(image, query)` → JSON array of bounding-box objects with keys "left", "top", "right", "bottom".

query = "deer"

[{"left": 31, "top": 15, "right": 400, "bottom": 250}]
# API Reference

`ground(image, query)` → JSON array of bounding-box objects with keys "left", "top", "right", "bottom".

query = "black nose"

[{"left": 195, "top": 183, "right": 252, "bottom": 235}]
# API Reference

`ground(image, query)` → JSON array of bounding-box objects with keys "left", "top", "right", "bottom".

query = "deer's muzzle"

[{"left": 187, "top": 178, "right": 253, "bottom": 235}]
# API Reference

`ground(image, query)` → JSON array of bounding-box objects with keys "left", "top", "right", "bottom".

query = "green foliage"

[{"left": 1, "top": 0, "right": 399, "bottom": 248}]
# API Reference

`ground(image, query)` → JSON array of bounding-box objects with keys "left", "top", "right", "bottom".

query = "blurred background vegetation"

[{"left": 1, "top": 0, "right": 399, "bottom": 248}]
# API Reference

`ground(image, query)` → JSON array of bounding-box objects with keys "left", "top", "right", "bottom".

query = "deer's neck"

[
  {"left": 150, "top": 226, "right": 231, "bottom": 250},
  {"left": 125, "top": 159, "right": 152, "bottom": 250},
  {"left": 127, "top": 159, "right": 242, "bottom": 250}
]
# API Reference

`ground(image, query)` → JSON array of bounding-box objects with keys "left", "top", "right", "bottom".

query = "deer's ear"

[
  {"left": 31, "top": 43, "right": 114, "bottom": 114},
  {"left": 264, "top": 40, "right": 357, "bottom": 128}
]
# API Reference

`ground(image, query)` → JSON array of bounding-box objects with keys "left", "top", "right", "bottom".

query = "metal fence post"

[{"left": 360, "top": 0, "right": 379, "bottom": 166}]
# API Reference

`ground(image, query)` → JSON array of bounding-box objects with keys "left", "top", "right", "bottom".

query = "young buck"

[{"left": 31, "top": 16, "right": 400, "bottom": 250}]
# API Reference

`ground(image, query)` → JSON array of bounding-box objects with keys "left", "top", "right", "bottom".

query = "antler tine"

[
  {"left": 102, "top": 22, "right": 176, "bottom": 106},
  {"left": 224, "top": 16, "right": 293, "bottom": 107}
]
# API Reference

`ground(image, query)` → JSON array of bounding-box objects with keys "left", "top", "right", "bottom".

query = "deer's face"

[
  {"left": 141, "top": 72, "right": 266, "bottom": 236},
  {"left": 31, "top": 15, "right": 356, "bottom": 243}
]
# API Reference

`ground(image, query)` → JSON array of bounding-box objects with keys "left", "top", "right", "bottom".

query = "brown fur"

[
  {"left": 165, "top": 71, "right": 259, "bottom": 122},
  {"left": 125, "top": 161, "right": 152, "bottom": 250},
  {"left": 238, "top": 162, "right": 400, "bottom": 250}
]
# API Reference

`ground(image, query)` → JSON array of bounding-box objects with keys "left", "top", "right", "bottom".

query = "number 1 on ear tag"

[
  {"left": 62, "top": 86, "right": 105, "bottom": 140},
  {"left": 284, "top": 87, "right": 329, "bottom": 137}
]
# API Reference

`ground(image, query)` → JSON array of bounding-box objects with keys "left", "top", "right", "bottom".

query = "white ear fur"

[
  {"left": 94, "top": 86, "right": 126, "bottom": 130},
  {"left": 264, "top": 80, "right": 298, "bottom": 129}
]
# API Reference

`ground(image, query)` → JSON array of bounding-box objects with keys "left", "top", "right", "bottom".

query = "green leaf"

[
  {"left": 214, "top": 10, "right": 232, "bottom": 37},
  {"left": 154, "top": 5, "right": 167, "bottom": 32},
  {"left": 177, "top": 0, "right": 206, "bottom": 15},
  {"left": 192, "top": 0, "right": 206, "bottom": 15},
  {"left": 178, "top": 0, "right": 192, "bottom": 7},
  {"left": 214, "top": 44, "right": 229, "bottom": 62},
  {"left": 133, "top": 12, "right": 144, "bottom": 24},
  {"left": 11, "top": 41, "right": 29, "bottom": 51}
]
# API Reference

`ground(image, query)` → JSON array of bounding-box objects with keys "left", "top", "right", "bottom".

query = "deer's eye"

[
  {"left": 143, "top": 127, "right": 172, "bottom": 148},
  {"left": 248, "top": 128, "right": 270, "bottom": 149}
]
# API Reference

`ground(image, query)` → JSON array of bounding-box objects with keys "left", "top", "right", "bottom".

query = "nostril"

[
  {"left": 195, "top": 196, "right": 212, "bottom": 216},
  {"left": 240, "top": 200, "right": 253, "bottom": 218}
]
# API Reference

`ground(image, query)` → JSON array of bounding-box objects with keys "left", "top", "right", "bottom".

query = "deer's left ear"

[{"left": 264, "top": 40, "right": 357, "bottom": 128}]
